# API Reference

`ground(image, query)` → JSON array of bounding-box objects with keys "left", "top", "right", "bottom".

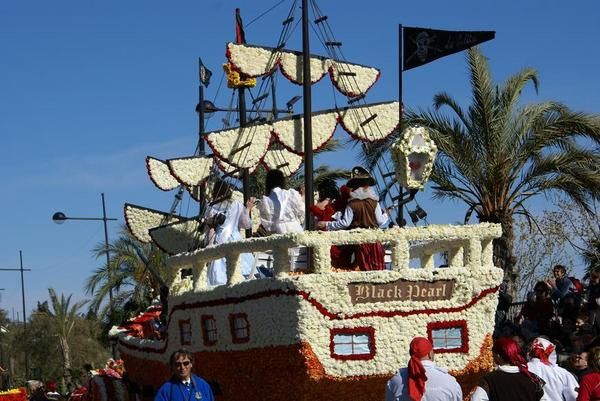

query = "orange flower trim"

[
  {"left": 119, "top": 334, "right": 494, "bottom": 401},
  {"left": 449, "top": 333, "right": 494, "bottom": 400}
]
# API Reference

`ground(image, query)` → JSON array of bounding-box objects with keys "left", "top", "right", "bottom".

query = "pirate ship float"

[{"left": 111, "top": 2, "right": 503, "bottom": 400}]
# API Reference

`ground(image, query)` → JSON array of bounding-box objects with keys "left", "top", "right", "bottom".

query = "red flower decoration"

[{"left": 408, "top": 160, "right": 422, "bottom": 171}]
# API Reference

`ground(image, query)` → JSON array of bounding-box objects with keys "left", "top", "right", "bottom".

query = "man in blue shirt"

[
  {"left": 155, "top": 349, "right": 214, "bottom": 401},
  {"left": 545, "top": 264, "right": 575, "bottom": 301}
]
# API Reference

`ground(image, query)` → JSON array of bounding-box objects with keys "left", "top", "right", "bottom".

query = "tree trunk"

[
  {"left": 480, "top": 214, "right": 518, "bottom": 299},
  {"left": 59, "top": 336, "right": 73, "bottom": 390}
]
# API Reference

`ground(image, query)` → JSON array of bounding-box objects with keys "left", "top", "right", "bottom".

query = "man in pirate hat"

[{"left": 317, "top": 166, "right": 389, "bottom": 270}]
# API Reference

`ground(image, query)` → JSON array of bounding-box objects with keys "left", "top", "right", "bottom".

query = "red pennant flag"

[{"left": 235, "top": 8, "right": 246, "bottom": 44}]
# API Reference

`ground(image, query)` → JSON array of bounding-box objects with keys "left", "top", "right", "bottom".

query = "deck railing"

[{"left": 166, "top": 223, "right": 501, "bottom": 293}]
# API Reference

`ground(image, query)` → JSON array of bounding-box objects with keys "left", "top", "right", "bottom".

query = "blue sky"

[{"left": 0, "top": 0, "right": 598, "bottom": 318}]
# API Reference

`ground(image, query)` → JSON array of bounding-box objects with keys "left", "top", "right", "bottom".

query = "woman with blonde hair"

[{"left": 577, "top": 346, "right": 600, "bottom": 401}]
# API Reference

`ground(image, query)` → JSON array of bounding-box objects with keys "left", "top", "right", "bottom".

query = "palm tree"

[
  {"left": 47, "top": 288, "right": 87, "bottom": 390},
  {"left": 363, "top": 47, "right": 600, "bottom": 295},
  {"left": 86, "top": 226, "right": 169, "bottom": 325}
]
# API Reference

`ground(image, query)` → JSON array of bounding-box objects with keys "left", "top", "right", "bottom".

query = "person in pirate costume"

[
  {"left": 384, "top": 337, "right": 462, "bottom": 401},
  {"left": 317, "top": 166, "right": 389, "bottom": 270},
  {"left": 526, "top": 337, "right": 578, "bottom": 401},
  {"left": 205, "top": 178, "right": 256, "bottom": 286},
  {"left": 155, "top": 349, "right": 214, "bottom": 401}
]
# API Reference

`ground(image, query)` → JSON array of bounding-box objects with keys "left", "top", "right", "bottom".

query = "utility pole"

[{"left": 0, "top": 251, "right": 32, "bottom": 380}]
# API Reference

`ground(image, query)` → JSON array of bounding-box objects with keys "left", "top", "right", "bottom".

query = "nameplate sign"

[{"left": 348, "top": 279, "right": 455, "bottom": 304}]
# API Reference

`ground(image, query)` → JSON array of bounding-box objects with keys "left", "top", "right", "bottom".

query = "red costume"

[{"left": 310, "top": 184, "right": 352, "bottom": 268}]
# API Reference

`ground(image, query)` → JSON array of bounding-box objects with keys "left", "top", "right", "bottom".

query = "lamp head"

[
  {"left": 196, "top": 100, "right": 217, "bottom": 116},
  {"left": 414, "top": 206, "right": 428, "bottom": 220},
  {"left": 52, "top": 212, "right": 67, "bottom": 224},
  {"left": 408, "top": 210, "right": 420, "bottom": 225}
]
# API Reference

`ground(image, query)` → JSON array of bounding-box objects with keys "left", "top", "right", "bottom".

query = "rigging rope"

[{"left": 246, "top": 0, "right": 290, "bottom": 28}]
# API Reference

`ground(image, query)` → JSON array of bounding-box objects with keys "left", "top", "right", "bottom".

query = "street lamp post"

[
  {"left": 52, "top": 193, "right": 117, "bottom": 309},
  {"left": 0, "top": 251, "right": 32, "bottom": 380}
]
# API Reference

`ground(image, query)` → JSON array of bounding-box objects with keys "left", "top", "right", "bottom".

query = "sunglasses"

[{"left": 174, "top": 361, "right": 191, "bottom": 367}]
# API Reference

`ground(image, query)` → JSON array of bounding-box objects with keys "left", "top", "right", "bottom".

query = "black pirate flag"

[
  {"left": 403, "top": 27, "right": 495, "bottom": 71},
  {"left": 199, "top": 57, "right": 212, "bottom": 88}
]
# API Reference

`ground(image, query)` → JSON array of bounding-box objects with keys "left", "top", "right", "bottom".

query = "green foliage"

[
  {"left": 87, "top": 226, "right": 169, "bottom": 328},
  {"left": 0, "top": 296, "right": 108, "bottom": 390}
]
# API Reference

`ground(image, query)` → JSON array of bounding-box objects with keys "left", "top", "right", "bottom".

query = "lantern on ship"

[{"left": 391, "top": 126, "right": 437, "bottom": 190}]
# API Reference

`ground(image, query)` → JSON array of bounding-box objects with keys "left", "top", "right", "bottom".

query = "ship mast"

[{"left": 302, "top": 0, "right": 314, "bottom": 230}]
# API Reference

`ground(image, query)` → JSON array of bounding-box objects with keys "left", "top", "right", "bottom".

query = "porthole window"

[
  {"left": 427, "top": 320, "right": 468, "bottom": 353},
  {"left": 201, "top": 315, "right": 217, "bottom": 346},
  {"left": 179, "top": 319, "right": 192, "bottom": 346},
  {"left": 330, "top": 327, "right": 375, "bottom": 360},
  {"left": 229, "top": 313, "right": 250, "bottom": 343}
]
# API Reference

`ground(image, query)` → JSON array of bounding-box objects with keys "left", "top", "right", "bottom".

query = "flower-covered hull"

[
  {"left": 119, "top": 333, "right": 493, "bottom": 401},
  {"left": 114, "top": 224, "right": 503, "bottom": 401}
]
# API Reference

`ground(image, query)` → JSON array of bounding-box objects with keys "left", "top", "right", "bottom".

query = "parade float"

[{"left": 110, "top": 2, "right": 502, "bottom": 400}]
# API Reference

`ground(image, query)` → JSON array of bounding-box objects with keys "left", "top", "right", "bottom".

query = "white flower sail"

[
  {"left": 262, "top": 146, "right": 303, "bottom": 176},
  {"left": 278, "top": 51, "right": 330, "bottom": 84},
  {"left": 337, "top": 101, "right": 400, "bottom": 142},
  {"left": 227, "top": 43, "right": 380, "bottom": 97},
  {"left": 146, "top": 157, "right": 180, "bottom": 191},
  {"left": 329, "top": 61, "right": 381, "bottom": 98},
  {"left": 206, "top": 123, "right": 272, "bottom": 169},
  {"left": 226, "top": 42, "right": 279, "bottom": 76},
  {"left": 167, "top": 155, "right": 213, "bottom": 187},
  {"left": 124, "top": 203, "right": 183, "bottom": 244},
  {"left": 215, "top": 158, "right": 257, "bottom": 177},
  {"left": 272, "top": 112, "right": 337, "bottom": 155},
  {"left": 149, "top": 220, "right": 204, "bottom": 255},
  {"left": 205, "top": 102, "right": 399, "bottom": 170}
]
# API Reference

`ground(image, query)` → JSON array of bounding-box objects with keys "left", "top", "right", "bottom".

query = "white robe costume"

[
  {"left": 526, "top": 338, "right": 578, "bottom": 401},
  {"left": 207, "top": 199, "right": 254, "bottom": 286},
  {"left": 257, "top": 187, "right": 304, "bottom": 234}
]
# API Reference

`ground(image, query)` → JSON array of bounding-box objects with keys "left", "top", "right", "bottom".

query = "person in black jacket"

[{"left": 471, "top": 337, "right": 545, "bottom": 401}]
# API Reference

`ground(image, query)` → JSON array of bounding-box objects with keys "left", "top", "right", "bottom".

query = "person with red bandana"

[
  {"left": 384, "top": 337, "right": 462, "bottom": 401},
  {"left": 578, "top": 346, "right": 600, "bottom": 401},
  {"left": 471, "top": 337, "right": 546, "bottom": 401},
  {"left": 526, "top": 337, "right": 578, "bottom": 401}
]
